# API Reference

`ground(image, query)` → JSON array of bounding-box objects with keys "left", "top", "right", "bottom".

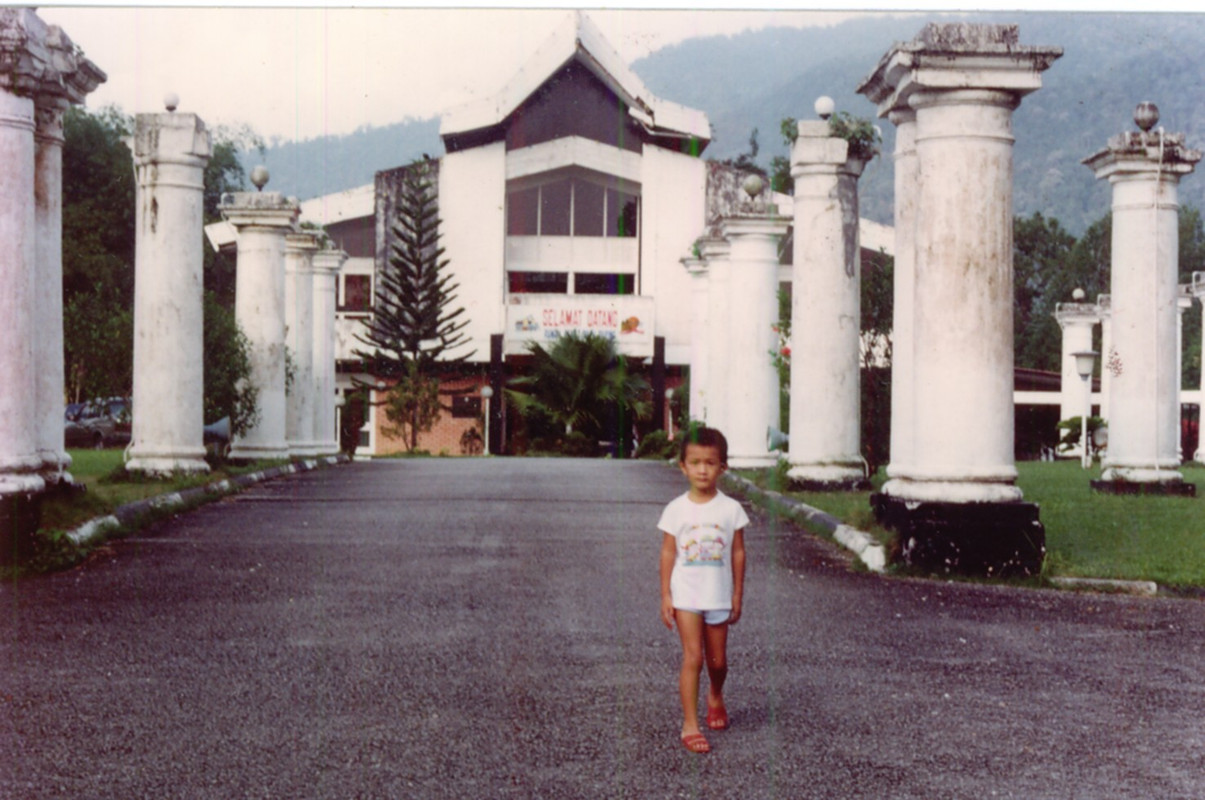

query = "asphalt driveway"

[{"left": 3, "top": 458, "right": 1204, "bottom": 798}]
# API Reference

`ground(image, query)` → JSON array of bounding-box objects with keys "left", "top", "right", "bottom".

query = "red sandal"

[
  {"left": 681, "top": 733, "right": 711, "bottom": 753},
  {"left": 706, "top": 706, "right": 729, "bottom": 731}
]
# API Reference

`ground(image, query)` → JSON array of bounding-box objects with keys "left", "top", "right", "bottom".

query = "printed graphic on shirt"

[{"left": 681, "top": 524, "right": 726, "bottom": 568}]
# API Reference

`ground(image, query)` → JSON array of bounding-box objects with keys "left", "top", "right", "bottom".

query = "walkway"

[{"left": 3, "top": 459, "right": 1204, "bottom": 798}]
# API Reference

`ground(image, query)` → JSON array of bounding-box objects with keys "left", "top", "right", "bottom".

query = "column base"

[
  {"left": 1091, "top": 478, "right": 1196, "bottom": 497},
  {"left": 288, "top": 441, "right": 322, "bottom": 458},
  {"left": 1, "top": 484, "right": 44, "bottom": 565},
  {"left": 728, "top": 453, "right": 778, "bottom": 469},
  {"left": 228, "top": 444, "right": 290, "bottom": 463},
  {"left": 126, "top": 457, "right": 211, "bottom": 477},
  {"left": 788, "top": 463, "right": 869, "bottom": 492},
  {"left": 871, "top": 494, "right": 1045, "bottom": 577},
  {"left": 313, "top": 440, "right": 341, "bottom": 457}
]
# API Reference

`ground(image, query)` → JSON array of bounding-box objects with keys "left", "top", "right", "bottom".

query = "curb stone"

[
  {"left": 723, "top": 473, "right": 887, "bottom": 573},
  {"left": 1048, "top": 576, "right": 1159, "bottom": 597},
  {"left": 65, "top": 454, "right": 350, "bottom": 548}
]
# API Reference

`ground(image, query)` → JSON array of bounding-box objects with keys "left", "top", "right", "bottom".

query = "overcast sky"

[{"left": 38, "top": 2, "right": 1177, "bottom": 145}]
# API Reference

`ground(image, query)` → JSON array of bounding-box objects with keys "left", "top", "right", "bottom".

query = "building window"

[
  {"left": 451, "top": 395, "right": 482, "bottom": 418},
  {"left": 508, "top": 271, "right": 568, "bottom": 294},
  {"left": 341, "top": 274, "right": 372, "bottom": 312},
  {"left": 507, "top": 178, "right": 638, "bottom": 239},
  {"left": 575, "top": 273, "right": 634, "bottom": 295}
]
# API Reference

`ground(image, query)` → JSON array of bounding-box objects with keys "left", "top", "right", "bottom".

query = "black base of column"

[
  {"left": 871, "top": 494, "right": 1045, "bottom": 577},
  {"left": 1091, "top": 480, "right": 1196, "bottom": 497},
  {"left": 790, "top": 477, "right": 872, "bottom": 493},
  {"left": 1, "top": 490, "right": 44, "bottom": 566}
]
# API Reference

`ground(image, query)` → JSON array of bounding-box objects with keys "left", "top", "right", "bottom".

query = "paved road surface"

[{"left": 4, "top": 459, "right": 1205, "bottom": 798}]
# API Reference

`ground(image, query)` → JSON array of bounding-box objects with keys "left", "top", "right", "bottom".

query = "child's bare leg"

[
  {"left": 674, "top": 610, "right": 706, "bottom": 737},
  {"left": 703, "top": 621, "right": 730, "bottom": 725}
]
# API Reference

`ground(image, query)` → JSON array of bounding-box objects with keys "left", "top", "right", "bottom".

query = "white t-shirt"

[{"left": 658, "top": 490, "right": 749, "bottom": 610}]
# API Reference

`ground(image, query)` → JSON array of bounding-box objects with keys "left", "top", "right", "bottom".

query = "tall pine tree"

[{"left": 354, "top": 156, "right": 473, "bottom": 450}]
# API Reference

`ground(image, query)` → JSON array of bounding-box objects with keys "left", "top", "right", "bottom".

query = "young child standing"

[{"left": 658, "top": 426, "right": 748, "bottom": 754}]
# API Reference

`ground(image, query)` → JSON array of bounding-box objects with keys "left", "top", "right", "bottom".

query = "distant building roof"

[{"left": 439, "top": 11, "right": 710, "bottom": 146}]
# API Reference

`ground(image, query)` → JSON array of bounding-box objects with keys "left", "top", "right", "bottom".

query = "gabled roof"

[{"left": 440, "top": 11, "right": 710, "bottom": 145}]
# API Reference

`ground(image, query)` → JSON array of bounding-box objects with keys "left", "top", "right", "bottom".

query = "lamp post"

[
  {"left": 1072, "top": 350, "right": 1098, "bottom": 469},
  {"left": 481, "top": 385, "right": 494, "bottom": 456},
  {"left": 665, "top": 388, "right": 675, "bottom": 440}
]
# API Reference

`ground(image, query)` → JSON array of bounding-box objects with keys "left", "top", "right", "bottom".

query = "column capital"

[
  {"left": 681, "top": 254, "right": 708, "bottom": 277},
  {"left": 134, "top": 112, "right": 211, "bottom": 166},
  {"left": 0, "top": 10, "right": 105, "bottom": 101},
  {"left": 312, "top": 248, "right": 349, "bottom": 274},
  {"left": 220, "top": 191, "right": 300, "bottom": 231},
  {"left": 857, "top": 22, "right": 1061, "bottom": 119},
  {"left": 1193, "top": 272, "right": 1205, "bottom": 300},
  {"left": 1083, "top": 129, "right": 1201, "bottom": 182},
  {"left": 697, "top": 236, "right": 731, "bottom": 263},
  {"left": 719, "top": 213, "right": 790, "bottom": 242},
  {"left": 1053, "top": 301, "right": 1101, "bottom": 329},
  {"left": 286, "top": 230, "right": 322, "bottom": 257}
]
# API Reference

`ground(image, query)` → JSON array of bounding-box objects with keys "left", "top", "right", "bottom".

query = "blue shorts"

[{"left": 676, "top": 608, "right": 731, "bottom": 625}]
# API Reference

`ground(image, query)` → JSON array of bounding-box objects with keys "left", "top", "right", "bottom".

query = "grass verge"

[
  {"left": 8, "top": 450, "right": 295, "bottom": 577},
  {"left": 736, "top": 460, "right": 1205, "bottom": 588}
]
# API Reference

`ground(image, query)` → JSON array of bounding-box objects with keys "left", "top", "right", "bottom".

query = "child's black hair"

[{"left": 678, "top": 425, "right": 729, "bottom": 465}]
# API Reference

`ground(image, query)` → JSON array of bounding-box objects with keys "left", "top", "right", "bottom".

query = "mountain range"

[{"left": 245, "top": 11, "right": 1205, "bottom": 236}]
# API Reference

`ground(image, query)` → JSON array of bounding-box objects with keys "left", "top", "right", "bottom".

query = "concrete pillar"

[
  {"left": 1, "top": 9, "right": 105, "bottom": 554},
  {"left": 720, "top": 181, "right": 790, "bottom": 469},
  {"left": 0, "top": 87, "right": 43, "bottom": 505},
  {"left": 1177, "top": 285, "right": 1192, "bottom": 461},
  {"left": 285, "top": 231, "right": 320, "bottom": 456},
  {"left": 221, "top": 190, "right": 300, "bottom": 461},
  {"left": 885, "top": 108, "right": 918, "bottom": 487},
  {"left": 701, "top": 237, "right": 732, "bottom": 435},
  {"left": 1098, "top": 294, "right": 1113, "bottom": 421},
  {"left": 1083, "top": 103, "right": 1200, "bottom": 494},
  {"left": 1194, "top": 274, "right": 1205, "bottom": 462},
  {"left": 311, "top": 248, "right": 347, "bottom": 455},
  {"left": 788, "top": 119, "right": 869, "bottom": 489},
  {"left": 681, "top": 255, "right": 710, "bottom": 423},
  {"left": 858, "top": 22, "right": 1061, "bottom": 575},
  {"left": 32, "top": 99, "right": 71, "bottom": 483},
  {"left": 127, "top": 110, "right": 212, "bottom": 475},
  {"left": 1053, "top": 295, "right": 1100, "bottom": 458}
]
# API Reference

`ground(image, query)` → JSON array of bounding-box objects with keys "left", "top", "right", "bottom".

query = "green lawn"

[
  {"left": 740, "top": 460, "right": 1205, "bottom": 587},
  {"left": 38, "top": 449, "right": 281, "bottom": 534}
]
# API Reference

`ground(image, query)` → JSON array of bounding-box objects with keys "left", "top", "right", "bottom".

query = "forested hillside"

[{"left": 249, "top": 11, "right": 1205, "bottom": 237}]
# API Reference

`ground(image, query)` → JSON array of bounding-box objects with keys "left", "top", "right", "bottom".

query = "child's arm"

[
  {"left": 729, "top": 528, "right": 746, "bottom": 625},
  {"left": 659, "top": 532, "right": 677, "bottom": 630}
]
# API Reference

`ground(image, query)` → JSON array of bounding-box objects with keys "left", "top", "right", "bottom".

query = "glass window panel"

[
  {"left": 507, "top": 187, "right": 539, "bottom": 235},
  {"left": 508, "top": 271, "right": 568, "bottom": 294},
  {"left": 573, "top": 180, "right": 604, "bottom": 237},
  {"left": 341, "top": 274, "right": 372, "bottom": 312},
  {"left": 540, "top": 179, "right": 572, "bottom": 236},
  {"left": 605, "top": 189, "right": 639, "bottom": 238},
  {"left": 575, "top": 273, "right": 634, "bottom": 295}
]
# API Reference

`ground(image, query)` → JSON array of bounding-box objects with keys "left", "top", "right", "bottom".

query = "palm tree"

[{"left": 507, "top": 333, "right": 651, "bottom": 452}]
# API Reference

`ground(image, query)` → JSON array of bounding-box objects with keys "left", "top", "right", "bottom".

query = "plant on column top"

[{"left": 353, "top": 156, "right": 474, "bottom": 452}]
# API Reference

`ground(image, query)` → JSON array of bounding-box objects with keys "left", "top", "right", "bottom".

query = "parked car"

[{"left": 64, "top": 397, "right": 131, "bottom": 449}]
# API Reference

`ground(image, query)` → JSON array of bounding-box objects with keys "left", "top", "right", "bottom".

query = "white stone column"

[
  {"left": 32, "top": 99, "right": 71, "bottom": 482},
  {"left": 701, "top": 237, "right": 732, "bottom": 435},
  {"left": 285, "top": 231, "right": 320, "bottom": 456},
  {"left": 1194, "top": 274, "right": 1205, "bottom": 462},
  {"left": 886, "top": 108, "right": 918, "bottom": 485},
  {"left": 311, "top": 248, "right": 347, "bottom": 455},
  {"left": 221, "top": 190, "right": 299, "bottom": 461},
  {"left": 1053, "top": 295, "right": 1100, "bottom": 458},
  {"left": 857, "top": 23, "right": 1060, "bottom": 575},
  {"left": 1084, "top": 105, "right": 1200, "bottom": 491},
  {"left": 127, "top": 110, "right": 212, "bottom": 475},
  {"left": 788, "top": 119, "right": 868, "bottom": 489},
  {"left": 0, "top": 86, "right": 43, "bottom": 501},
  {"left": 1098, "top": 294, "right": 1113, "bottom": 421},
  {"left": 681, "top": 254, "right": 710, "bottom": 423},
  {"left": 721, "top": 191, "right": 790, "bottom": 469}
]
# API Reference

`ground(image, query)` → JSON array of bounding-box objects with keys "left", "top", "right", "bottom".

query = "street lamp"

[
  {"left": 1072, "top": 350, "right": 1098, "bottom": 469},
  {"left": 481, "top": 385, "right": 494, "bottom": 456}
]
